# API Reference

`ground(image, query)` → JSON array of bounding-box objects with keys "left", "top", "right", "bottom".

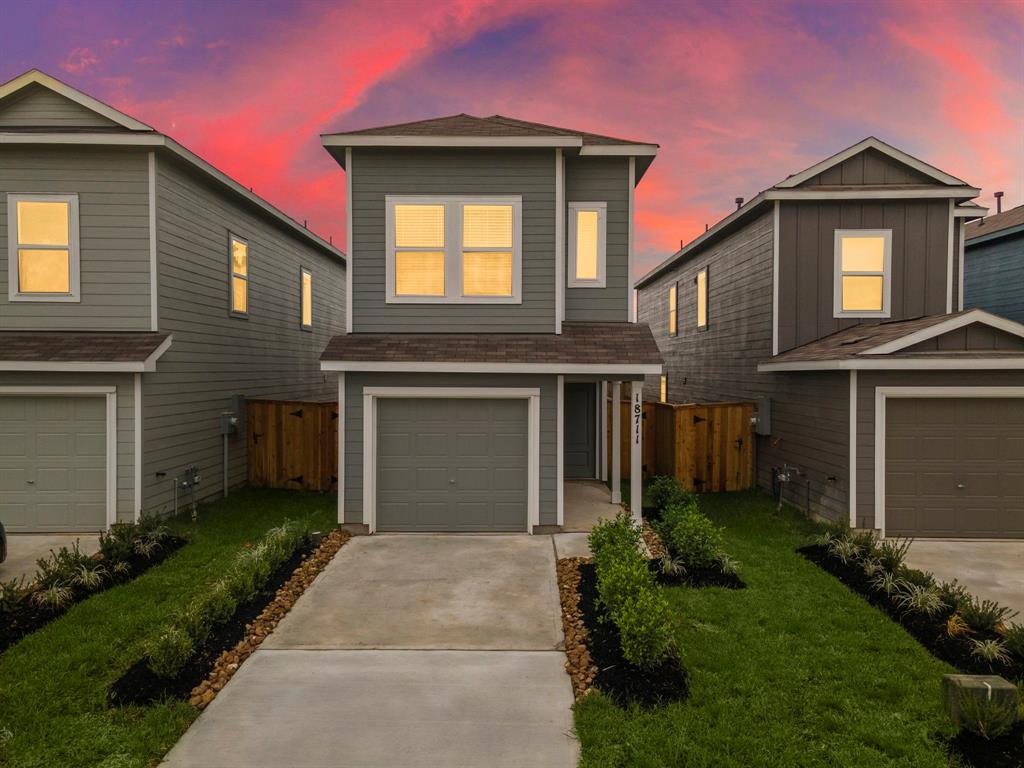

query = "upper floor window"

[
  {"left": 7, "top": 194, "right": 80, "bottom": 302},
  {"left": 696, "top": 267, "right": 708, "bottom": 329},
  {"left": 230, "top": 235, "right": 248, "bottom": 316},
  {"left": 300, "top": 267, "right": 312, "bottom": 330},
  {"left": 385, "top": 196, "right": 521, "bottom": 304},
  {"left": 668, "top": 283, "right": 678, "bottom": 336},
  {"left": 660, "top": 375, "right": 667, "bottom": 403},
  {"left": 568, "top": 202, "right": 606, "bottom": 288},
  {"left": 834, "top": 229, "right": 891, "bottom": 318}
]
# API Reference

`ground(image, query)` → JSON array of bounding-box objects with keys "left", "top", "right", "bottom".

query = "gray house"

[
  {"left": 318, "top": 115, "right": 662, "bottom": 533},
  {"left": 637, "top": 137, "right": 1024, "bottom": 539},
  {"left": 964, "top": 203, "right": 1024, "bottom": 323},
  {"left": 0, "top": 70, "right": 346, "bottom": 532}
]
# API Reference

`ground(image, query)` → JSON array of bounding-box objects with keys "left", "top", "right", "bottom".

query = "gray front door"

[
  {"left": 0, "top": 395, "right": 107, "bottom": 532},
  {"left": 563, "top": 384, "right": 596, "bottom": 479},
  {"left": 886, "top": 397, "right": 1024, "bottom": 538},
  {"left": 376, "top": 398, "right": 529, "bottom": 532}
]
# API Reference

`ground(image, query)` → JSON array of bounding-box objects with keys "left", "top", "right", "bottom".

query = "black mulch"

[
  {"left": 798, "top": 544, "right": 1023, "bottom": 681},
  {"left": 649, "top": 559, "right": 746, "bottom": 590},
  {"left": 947, "top": 722, "right": 1024, "bottom": 768},
  {"left": 108, "top": 537, "right": 317, "bottom": 707},
  {"left": 577, "top": 562, "right": 689, "bottom": 709},
  {"left": 0, "top": 537, "right": 187, "bottom": 655}
]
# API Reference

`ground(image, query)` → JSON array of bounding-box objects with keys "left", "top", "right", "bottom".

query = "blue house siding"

[{"left": 964, "top": 230, "right": 1024, "bottom": 323}]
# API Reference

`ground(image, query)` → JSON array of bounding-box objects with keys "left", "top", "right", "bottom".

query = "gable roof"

[
  {"left": 0, "top": 70, "right": 153, "bottom": 131},
  {"left": 965, "top": 203, "right": 1024, "bottom": 244},
  {"left": 0, "top": 331, "right": 172, "bottom": 372}
]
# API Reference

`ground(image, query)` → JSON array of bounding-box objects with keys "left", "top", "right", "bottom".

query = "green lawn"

[
  {"left": 0, "top": 488, "right": 336, "bottom": 768},
  {"left": 574, "top": 491, "right": 955, "bottom": 768}
]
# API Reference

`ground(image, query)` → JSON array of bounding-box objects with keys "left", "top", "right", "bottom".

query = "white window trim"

[
  {"left": 668, "top": 283, "right": 678, "bottom": 336},
  {"left": 229, "top": 233, "right": 249, "bottom": 317},
  {"left": 7, "top": 193, "right": 81, "bottom": 302},
  {"left": 384, "top": 195, "right": 522, "bottom": 304},
  {"left": 833, "top": 229, "right": 892, "bottom": 319},
  {"left": 567, "top": 201, "right": 607, "bottom": 288},
  {"left": 299, "top": 266, "right": 313, "bottom": 331}
]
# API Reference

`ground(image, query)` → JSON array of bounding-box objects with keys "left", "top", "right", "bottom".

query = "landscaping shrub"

[
  {"left": 647, "top": 475, "right": 695, "bottom": 514},
  {"left": 960, "top": 597, "right": 1018, "bottom": 634},
  {"left": 956, "top": 688, "right": 1020, "bottom": 740},
  {"left": 874, "top": 537, "right": 912, "bottom": 573},
  {"left": 999, "top": 623, "right": 1024, "bottom": 660},
  {"left": 147, "top": 627, "right": 194, "bottom": 679},
  {"left": 658, "top": 503, "right": 724, "bottom": 570},
  {"left": 0, "top": 579, "right": 25, "bottom": 614},
  {"left": 587, "top": 510, "right": 642, "bottom": 561}
]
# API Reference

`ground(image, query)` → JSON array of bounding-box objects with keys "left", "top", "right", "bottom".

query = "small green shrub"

[
  {"left": 893, "top": 581, "right": 946, "bottom": 617},
  {"left": 874, "top": 538, "right": 912, "bottom": 573},
  {"left": 659, "top": 555, "right": 686, "bottom": 577},
  {"left": 98, "top": 523, "right": 136, "bottom": 564},
  {"left": 34, "top": 542, "right": 93, "bottom": 590},
  {"left": 848, "top": 530, "right": 878, "bottom": 561},
  {"left": 658, "top": 504, "right": 723, "bottom": 570},
  {"left": 588, "top": 511, "right": 642, "bottom": 562},
  {"left": 0, "top": 578, "right": 25, "bottom": 614},
  {"left": 871, "top": 570, "right": 900, "bottom": 596},
  {"left": 960, "top": 597, "right": 1019, "bottom": 634},
  {"left": 70, "top": 562, "right": 108, "bottom": 592},
  {"left": 968, "top": 638, "right": 1012, "bottom": 666},
  {"left": 147, "top": 627, "right": 194, "bottom": 679},
  {"left": 647, "top": 475, "right": 695, "bottom": 513},
  {"left": 29, "top": 584, "right": 74, "bottom": 611},
  {"left": 938, "top": 580, "right": 972, "bottom": 613},
  {"left": 956, "top": 688, "right": 1019, "bottom": 739},
  {"left": 897, "top": 567, "right": 935, "bottom": 589},
  {"left": 828, "top": 538, "right": 860, "bottom": 565},
  {"left": 999, "top": 622, "right": 1024, "bottom": 660},
  {"left": 615, "top": 585, "right": 676, "bottom": 669}
]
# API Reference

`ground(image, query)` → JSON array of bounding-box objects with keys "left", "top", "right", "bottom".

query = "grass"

[
  {"left": 574, "top": 491, "right": 956, "bottom": 768},
  {"left": 0, "top": 488, "right": 336, "bottom": 768}
]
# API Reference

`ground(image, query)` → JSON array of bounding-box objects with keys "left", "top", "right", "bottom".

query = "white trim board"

[
  {"left": 337, "top": 372, "right": 345, "bottom": 524},
  {"left": 954, "top": 205, "right": 988, "bottom": 218},
  {"left": 148, "top": 151, "right": 159, "bottom": 331},
  {"left": 0, "top": 385, "right": 118, "bottom": 528},
  {"left": 833, "top": 229, "right": 892, "bottom": 319},
  {"left": 321, "top": 361, "right": 662, "bottom": 374},
  {"left": 556, "top": 375, "right": 564, "bottom": 526},
  {"left": 323, "top": 135, "right": 583, "bottom": 148},
  {"left": 555, "top": 149, "right": 564, "bottom": 333},
  {"left": 772, "top": 200, "right": 780, "bottom": 356},
  {"left": 848, "top": 370, "right": 857, "bottom": 528},
  {"left": 360, "top": 386, "right": 541, "bottom": 534},
  {"left": 872, "top": 386, "right": 1024, "bottom": 537},
  {"left": 581, "top": 144, "right": 657, "bottom": 157},
  {"left": 627, "top": 158, "right": 636, "bottom": 322},
  {"left": 759, "top": 357, "right": 1024, "bottom": 372},
  {"left": 133, "top": 373, "right": 142, "bottom": 522},
  {"left": 946, "top": 200, "right": 954, "bottom": 313},
  {"left": 345, "top": 147, "right": 353, "bottom": 333},
  {"left": 864, "top": 309, "right": 1024, "bottom": 355},
  {"left": 764, "top": 187, "right": 980, "bottom": 201}
]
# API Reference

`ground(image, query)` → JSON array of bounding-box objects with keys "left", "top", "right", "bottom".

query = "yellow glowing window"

[
  {"left": 660, "top": 375, "right": 667, "bottom": 403},
  {"left": 569, "top": 203, "right": 605, "bottom": 286},
  {"left": 301, "top": 269, "right": 312, "bottom": 328},
  {"left": 393, "top": 204, "right": 447, "bottom": 297},
  {"left": 668, "top": 284, "right": 678, "bottom": 336},
  {"left": 231, "top": 236, "right": 248, "bottom": 314},
  {"left": 463, "top": 205, "right": 513, "bottom": 297},
  {"left": 575, "top": 211, "right": 598, "bottom": 280},
  {"left": 396, "top": 251, "right": 445, "bottom": 296},
  {"left": 835, "top": 230, "right": 890, "bottom": 316},
  {"left": 696, "top": 268, "right": 708, "bottom": 328},
  {"left": 395, "top": 204, "right": 445, "bottom": 249},
  {"left": 11, "top": 197, "right": 77, "bottom": 298}
]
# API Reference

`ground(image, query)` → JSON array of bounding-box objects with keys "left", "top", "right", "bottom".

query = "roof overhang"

[
  {"left": 322, "top": 134, "right": 583, "bottom": 149},
  {"left": 320, "top": 361, "right": 662, "bottom": 374},
  {"left": 764, "top": 187, "right": 980, "bottom": 201},
  {"left": 0, "top": 334, "right": 173, "bottom": 373},
  {"left": 966, "top": 222, "right": 1024, "bottom": 246},
  {"left": 954, "top": 205, "right": 988, "bottom": 219},
  {"left": 0, "top": 70, "right": 153, "bottom": 131},
  {"left": 758, "top": 357, "right": 1024, "bottom": 372},
  {"left": 863, "top": 309, "right": 1024, "bottom": 355}
]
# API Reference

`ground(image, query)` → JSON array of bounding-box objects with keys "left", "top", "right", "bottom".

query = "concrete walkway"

[
  {"left": 0, "top": 534, "right": 99, "bottom": 583},
  {"left": 162, "top": 535, "right": 578, "bottom": 768},
  {"left": 906, "top": 540, "right": 1024, "bottom": 618}
]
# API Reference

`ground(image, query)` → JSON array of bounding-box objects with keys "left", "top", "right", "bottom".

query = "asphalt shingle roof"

[
  {"left": 965, "top": 203, "right": 1024, "bottom": 241},
  {"left": 0, "top": 331, "right": 170, "bottom": 362}
]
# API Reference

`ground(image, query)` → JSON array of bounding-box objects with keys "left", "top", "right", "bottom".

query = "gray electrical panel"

[{"left": 754, "top": 396, "right": 772, "bottom": 436}]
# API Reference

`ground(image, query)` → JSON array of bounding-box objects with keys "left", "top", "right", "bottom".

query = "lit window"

[
  {"left": 668, "top": 283, "right": 678, "bottom": 336},
  {"left": 696, "top": 268, "right": 708, "bottom": 329},
  {"left": 230, "top": 236, "right": 248, "bottom": 315},
  {"left": 8, "top": 195, "right": 79, "bottom": 302},
  {"left": 300, "top": 268, "right": 312, "bottom": 329},
  {"left": 834, "top": 230, "right": 891, "bottom": 317},
  {"left": 568, "top": 202, "right": 606, "bottom": 287},
  {"left": 660, "top": 375, "right": 667, "bottom": 403},
  {"left": 386, "top": 196, "right": 521, "bottom": 303}
]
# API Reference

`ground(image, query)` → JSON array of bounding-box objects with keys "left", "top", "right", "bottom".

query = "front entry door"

[{"left": 564, "top": 383, "right": 596, "bottom": 479}]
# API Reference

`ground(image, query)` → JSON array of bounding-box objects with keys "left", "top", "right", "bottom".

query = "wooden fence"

[
  {"left": 247, "top": 399, "right": 338, "bottom": 492},
  {"left": 607, "top": 398, "right": 754, "bottom": 492}
]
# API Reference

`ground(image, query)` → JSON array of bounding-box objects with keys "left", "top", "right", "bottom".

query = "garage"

[
  {"left": 885, "top": 397, "right": 1024, "bottom": 538},
  {"left": 0, "top": 394, "right": 109, "bottom": 532},
  {"left": 375, "top": 397, "right": 529, "bottom": 532}
]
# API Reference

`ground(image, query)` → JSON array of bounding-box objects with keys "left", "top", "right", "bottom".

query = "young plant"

[
  {"left": 848, "top": 530, "right": 878, "bottom": 561},
  {"left": 893, "top": 581, "right": 946, "bottom": 617},
  {"left": 147, "top": 626, "right": 195, "bottom": 679},
  {"left": 946, "top": 613, "right": 971, "bottom": 639},
  {"left": 829, "top": 538, "right": 860, "bottom": 566},
  {"left": 871, "top": 570, "right": 900, "bottom": 597},
  {"left": 588, "top": 511, "right": 642, "bottom": 560},
  {"left": 960, "top": 597, "right": 1019, "bottom": 634},
  {"left": 956, "top": 690, "right": 1019, "bottom": 740},
  {"left": 717, "top": 554, "right": 740, "bottom": 575},
  {"left": 938, "top": 580, "right": 971, "bottom": 613},
  {"left": 874, "top": 537, "right": 912, "bottom": 573},
  {"left": 658, "top": 555, "right": 687, "bottom": 577},
  {"left": 647, "top": 475, "right": 695, "bottom": 513},
  {"left": 614, "top": 584, "right": 676, "bottom": 669},
  {"left": 0, "top": 578, "right": 26, "bottom": 614},
  {"left": 861, "top": 558, "right": 884, "bottom": 579},
  {"left": 896, "top": 567, "right": 935, "bottom": 589},
  {"left": 30, "top": 584, "right": 74, "bottom": 611},
  {"left": 34, "top": 542, "right": 92, "bottom": 590},
  {"left": 968, "top": 638, "right": 1012, "bottom": 666},
  {"left": 998, "top": 622, "right": 1024, "bottom": 660},
  {"left": 659, "top": 504, "right": 724, "bottom": 570},
  {"left": 71, "top": 562, "right": 108, "bottom": 591}
]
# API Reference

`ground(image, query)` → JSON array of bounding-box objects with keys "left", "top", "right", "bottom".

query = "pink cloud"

[{"left": 60, "top": 47, "right": 98, "bottom": 73}]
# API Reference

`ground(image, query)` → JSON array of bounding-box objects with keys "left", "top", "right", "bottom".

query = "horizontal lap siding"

[
  {"left": 0, "top": 147, "right": 151, "bottom": 330},
  {"left": 350, "top": 148, "right": 554, "bottom": 333},
  {"left": 0, "top": 87, "right": 122, "bottom": 129},
  {"left": 564, "top": 156, "right": 629, "bottom": 321},
  {"left": 343, "top": 373, "right": 557, "bottom": 526},
  {"left": 144, "top": 156, "right": 344, "bottom": 513},
  {"left": 965, "top": 233, "right": 1024, "bottom": 323}
]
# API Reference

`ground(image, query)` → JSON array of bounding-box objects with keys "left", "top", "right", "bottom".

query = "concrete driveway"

[
  {"left": 0, "top": 534, "right": 100, "bottom": 583},
  {"left": 162, "top": 535, "right": 578, "bottom": 768},
  {"left": 906, "top": 540, "right": 1024, "bottom": 618}
]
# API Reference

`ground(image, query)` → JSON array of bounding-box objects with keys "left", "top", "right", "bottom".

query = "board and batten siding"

[
  {"left": 143, "top": 154, "right": 344, "bottom": 513},
  {"left": 0, "top": 370, "right": 136, "bottom": 522},
  {"left": 0, "top": 146, "right": 151, "bottom": 330},
  {"left": 342, "top": 372, "right": 558, "bottom": 526},
  {"left": 0, "top": 86, "right": 122, "bottom": 129},
  {"left": 349, "top": 148, "right": 555, "bottom": 333},
  {"left": 564, "top": 156, "right": 629, "bottom": 322},
  {"left": 777, "top": 199, "right": 951, "bottom": 353},
  {"left": 965, "top": 232, "right": 1024, "bottom": 323},
  {"left": 799, "top": 148, "right": 935, "bottom": 186}
]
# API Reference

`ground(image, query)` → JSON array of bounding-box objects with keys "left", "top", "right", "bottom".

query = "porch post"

[
  {"left": 337, "top": 372, "right": 345, "bottom": 525},
  {"left": 599, "top": 381, "right": 608, "bottom": 482},
  {"left": 630, "top": 382, "right": 642, "bottom": 525},
  {"left": 611, "top": 381, "right": 621, "bottom": 503}
]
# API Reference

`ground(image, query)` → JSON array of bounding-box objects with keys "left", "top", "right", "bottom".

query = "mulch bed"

[
  {"left": 109, "top": 529, "right": 350, "bottom": 708},
  {"left": 0, "top": 537, "right": 187, "bottom": 655},
  {"left": 643, "top": 521, "right": 746, "bottom": 590},
  {"left": 798, "top": 544, "right": 1023, "bottom": 681},
  {"left": 947, "top": 722, "right": 1024, "bottom": 768}
]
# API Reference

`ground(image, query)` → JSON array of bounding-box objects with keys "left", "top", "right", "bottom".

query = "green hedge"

[{"left": 652, "top": 476, "right": 737, "bottom": 574}]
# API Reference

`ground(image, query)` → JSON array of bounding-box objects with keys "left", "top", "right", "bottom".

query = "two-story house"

[
  {"left": 964, "top": 202, "right": 1024, "bottom": 324},
  {"left": 0, "top": 70, "right": 346, "bottom": 532},
  {"left": 637, "top": 137, "right": 1024, "bottom": 540},
  {"left": 318, "top": 115, "right": 662, "bottom": 533}
]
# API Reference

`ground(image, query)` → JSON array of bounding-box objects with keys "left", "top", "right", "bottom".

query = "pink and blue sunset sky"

[{"left": 2, "top": 0, "right": 1021, "bottom": 278}]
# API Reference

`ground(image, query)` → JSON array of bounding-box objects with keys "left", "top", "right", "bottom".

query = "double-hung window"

[
  {"left": 300, "top": 267, "right": 312, "bottom": 330},
  {"left": 834, "top": 229, "right": 891, "bottom": 317},
  {"left": 386, "top": 196, "right": 521, "bottom": 303},
  {"left": 668, "top": 283, "right": 678, "bottom": 336},
  {"left": 230, "top": 235, "right": 248, "bottom": 316},
  {"left": 7, "top": 194, "right": 80, "bottom": 302},
  {"left": 568, "top": 202, "right": 606, "bottom": 287}
]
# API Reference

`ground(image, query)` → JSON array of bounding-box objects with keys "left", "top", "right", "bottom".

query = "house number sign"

[{"left": 632, "top": 391, "right": 642, "bottom": 446}]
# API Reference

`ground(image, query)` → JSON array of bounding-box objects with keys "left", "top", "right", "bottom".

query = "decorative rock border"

[
  {"left": 555, "top": 556, "right": 598, "bottom": 701},
  {"left": 642, "top": 520, "right": 668, "bottom": 560},
  {"left": 188, "top": 528, "right": 351, "bottom": 709}
]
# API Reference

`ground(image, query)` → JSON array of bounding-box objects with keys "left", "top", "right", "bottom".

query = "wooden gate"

[
  {"left": 247, "top": 399, "right": 338, "bottom": 492},
  {"left": 651, "top": 401, "right": 754, "bottom": 492}
]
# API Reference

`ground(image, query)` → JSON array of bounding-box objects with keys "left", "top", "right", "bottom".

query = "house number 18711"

[{"left": 632, "top": 396, "right": 642, "bottom": 445}]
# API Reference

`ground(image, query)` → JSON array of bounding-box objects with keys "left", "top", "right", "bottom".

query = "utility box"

[
  {"left": 753, "top": 396, "right": 772, "bottom": 436},
  {"left": 180, "top": 464, "right": 201, "bottom": 488},
  {"left": 220, "top": 412, "right": 239, "bottom": 435}
]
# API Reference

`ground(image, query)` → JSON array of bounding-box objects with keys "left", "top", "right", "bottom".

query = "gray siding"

[
  {"left": 855, "top": 369, "right": 1024, "bottom": 529},
  {"left": 903, "top": 324, "right": 1024, "bottom": 353},
  {"left": 0, "top": 146, "right": 151, "bottom": 330},
  {"left": 965, "top": 232, "right": 1024, "bottom": 323},
  {"left": 350, "top": 148, "right": 555, "bottom": 333},
  {"left": 564, "top": 156, "right": 629, "bottom": 321},
  {"left": 800, "top": 148, "right": 934, "bottom": 186},
  {"left": 0, "top": 85, "right": 122, "bottom": 129},
  {"left": 143, "top": 154, "right": 345, "bottom": 513},
  {"left": 777, "top": 199, "right": 951, "bottom": 353},
  {"left": 342, "top": 373, "right": 557, "bottom": 527}
]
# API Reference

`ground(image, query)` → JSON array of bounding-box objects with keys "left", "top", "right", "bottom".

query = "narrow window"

[
  {"left": 696, "top": 267, "right": 708, "bottom": 329},
  {"left": 660, "top": 375, "right": 667, "bottom": 403},
  {"left": 668, "top": 283, "right": 678, "bottom": 336},
  {"left": 230, "top": 236, "right": 248, "bottom": 315},
  {"left": 8, "top": 194, "right": 80, "bottom": 302},
  {"left": 463, "top": 204, "right": 513, "bottom": 296},
  {"left": 394, "top": 204, "right": 445, "bottom": 297},
  {"left": 568, "top": 202, "right": 607, "bottom": 287},
  {"left": 834, "top": 229, "right": 891, "bottom": 317},
  {"left": 300, "top": 267, "right": 312, "bottom": 329}
]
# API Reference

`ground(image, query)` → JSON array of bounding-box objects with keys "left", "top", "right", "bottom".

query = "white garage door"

[{"left": 0, "top": 396, "right": 107, "bottom": 532}]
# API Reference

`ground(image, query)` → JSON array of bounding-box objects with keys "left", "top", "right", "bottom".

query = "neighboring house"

[
  {"left": 964, "top": 203, "right": 1024, "bottom": 323},
  {"left": 637, "top": 137, "right": 1024, "bottom": 540},
  {"left": 0, "top": 70, "right": 346, "bottom": 532},
  {"left": 318, "top": 114, "right": 662, "bottom": 533}
]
